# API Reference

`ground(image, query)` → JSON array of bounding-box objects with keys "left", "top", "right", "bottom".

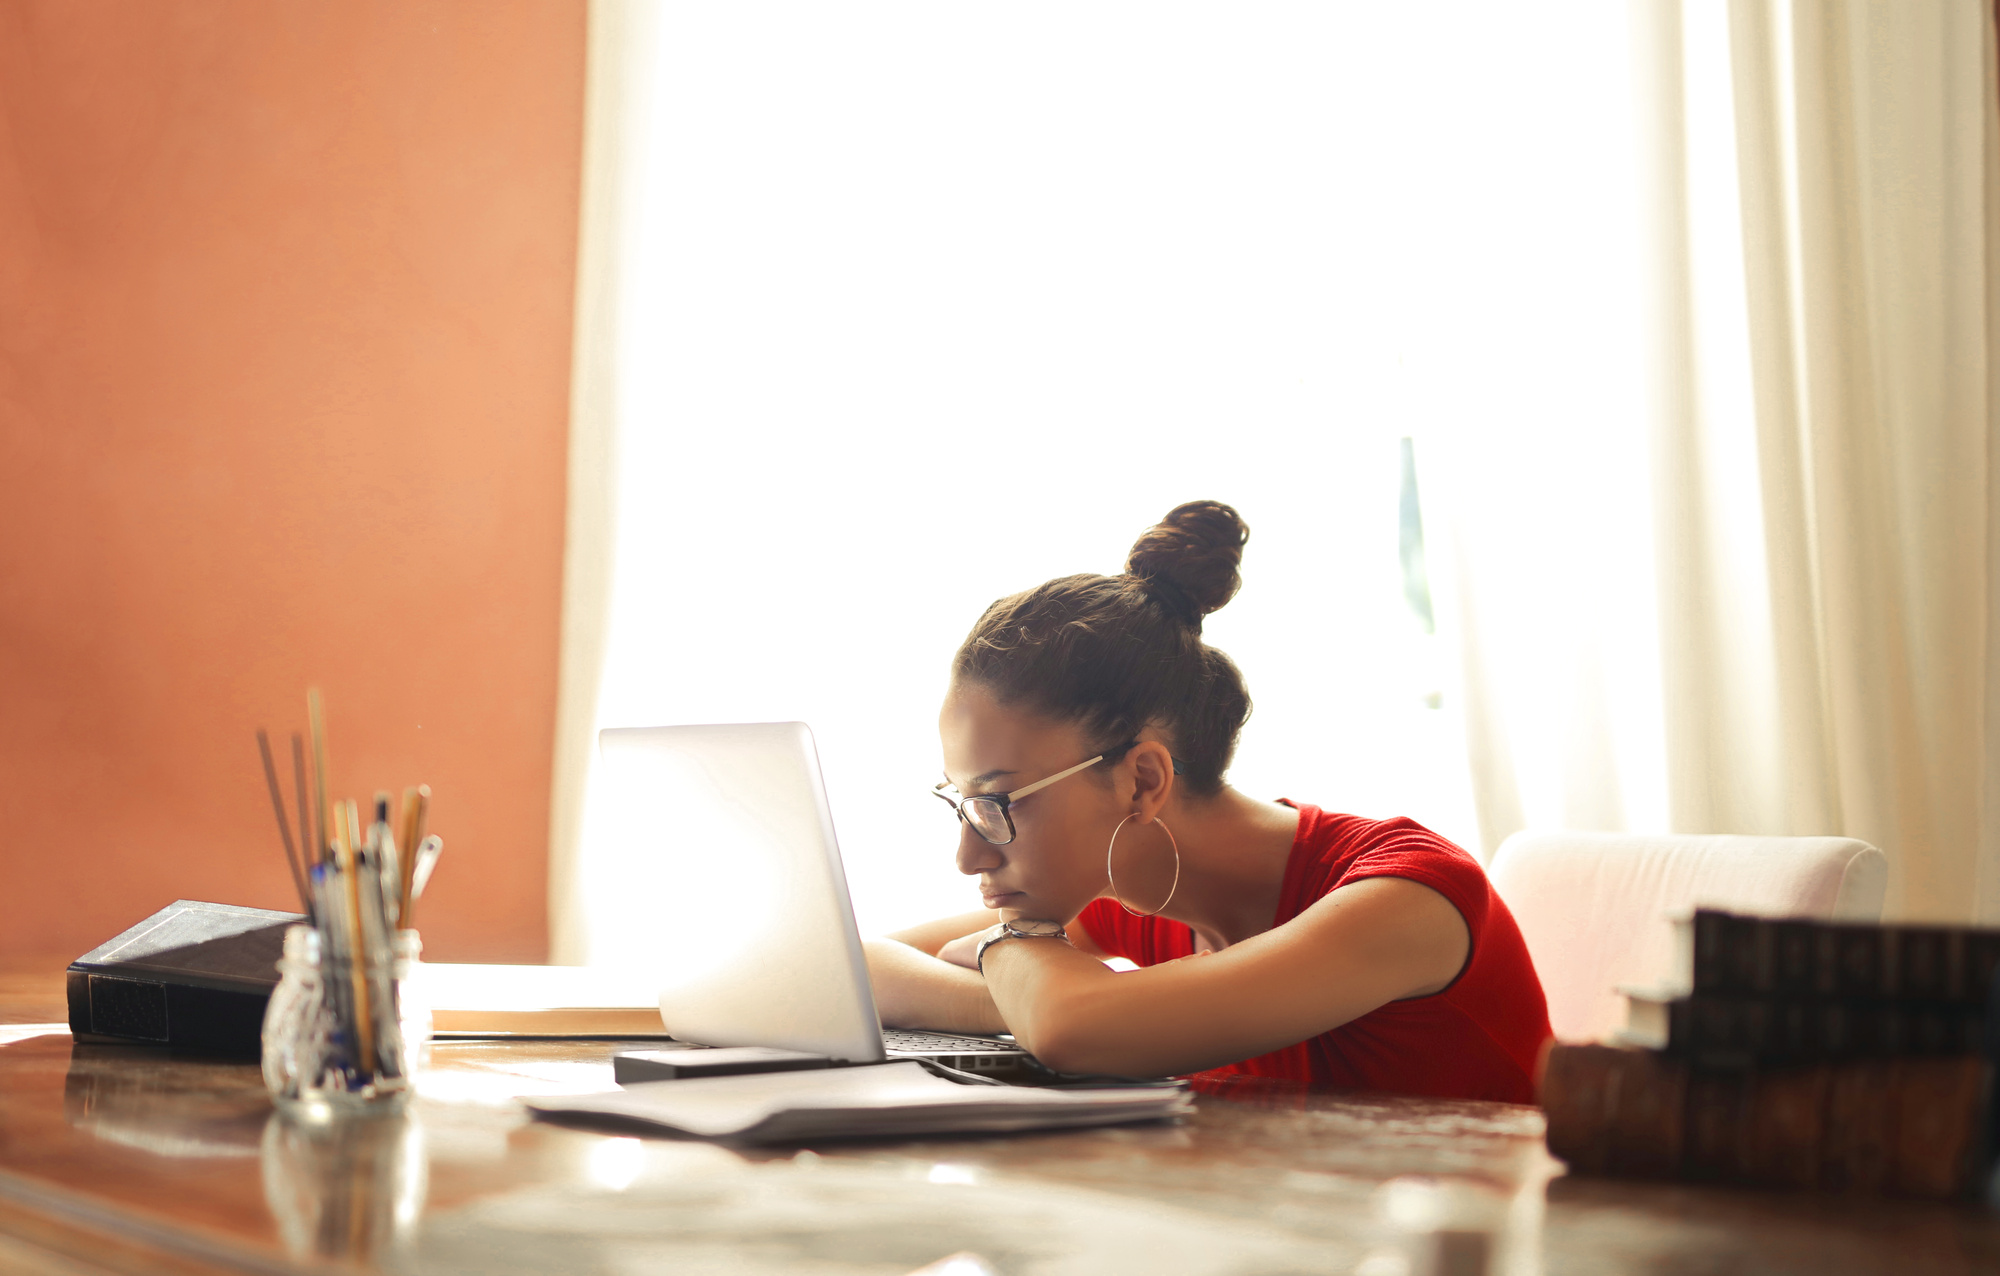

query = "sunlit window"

[{"left": 576, "top": 2, "right": 1640, "bottom": 958}]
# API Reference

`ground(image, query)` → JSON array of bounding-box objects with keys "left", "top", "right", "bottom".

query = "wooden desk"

[{"left": 1, "top": 966, "right": 1997, "bottom": 1275}]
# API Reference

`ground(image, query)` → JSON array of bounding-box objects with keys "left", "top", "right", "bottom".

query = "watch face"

[{"left": 1006, "top": 919, "right": 1066, "bottom": 938}]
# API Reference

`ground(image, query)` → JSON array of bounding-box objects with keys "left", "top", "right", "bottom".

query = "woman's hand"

[
  {"left": 934, "top": 928, "right": 987, "bottom": 971},
  {"left": 861, "top": 936, "right": 1007, "bottom": 1035}
]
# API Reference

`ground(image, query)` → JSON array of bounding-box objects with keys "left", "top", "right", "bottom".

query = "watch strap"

[{"left": 974, "top": 919, "right": 1070, "bottom": 973}]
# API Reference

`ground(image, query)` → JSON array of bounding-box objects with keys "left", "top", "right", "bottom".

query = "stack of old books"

[{"left": 1539, "top": 910, "right": 2000, "bottom": 1198}]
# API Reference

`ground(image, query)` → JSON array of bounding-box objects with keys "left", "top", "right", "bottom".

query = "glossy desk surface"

[{"left": 2, "top": 964, "right": 1998, "bottom": 1275}]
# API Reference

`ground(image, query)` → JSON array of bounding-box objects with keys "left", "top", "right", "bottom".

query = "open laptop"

[{"left": 595, "top": 721, "right": 1030, "bottom": 1075}]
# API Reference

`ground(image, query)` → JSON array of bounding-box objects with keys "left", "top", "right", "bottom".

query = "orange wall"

[{"left": 0, "top": 3, "right": 585, "bottom": 962}]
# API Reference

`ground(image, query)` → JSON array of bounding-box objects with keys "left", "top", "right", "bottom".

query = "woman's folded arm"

[{"left": 982, "top": 876, "right": 1469, "bottom": 1077}]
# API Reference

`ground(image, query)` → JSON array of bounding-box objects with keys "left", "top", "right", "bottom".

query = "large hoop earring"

[{"left": 1106, "top": 813, "right": 1180, "bottom": 918}]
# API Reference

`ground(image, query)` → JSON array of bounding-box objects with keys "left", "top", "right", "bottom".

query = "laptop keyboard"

[{"left": 883, "top": 1029, "right": 1023, "bottom": 1055}]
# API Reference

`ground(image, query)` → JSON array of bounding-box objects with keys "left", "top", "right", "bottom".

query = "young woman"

[{"left": 864, "top": 501, "right": 1551, "bottom": 1101}]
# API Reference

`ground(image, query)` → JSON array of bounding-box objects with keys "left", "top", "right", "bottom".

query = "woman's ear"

[{"left": 1127, "top": 740, "right": 1176, "bottom": 818}]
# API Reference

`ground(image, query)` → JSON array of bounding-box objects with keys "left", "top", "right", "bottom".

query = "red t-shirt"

[{"left": 1075, "top": 803, "right": 1551, "bottom": 1103}]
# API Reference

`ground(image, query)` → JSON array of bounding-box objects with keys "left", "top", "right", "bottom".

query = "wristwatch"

[{"left": 974, "top": 918, "right": 1070, "bottom": 973}]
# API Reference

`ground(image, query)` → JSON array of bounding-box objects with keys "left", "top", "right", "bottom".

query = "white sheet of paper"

[
  {"left": 524, "top": 1061, "right": 1190, "bottom": 1142},
  {"left": 409, "top": 962, "right": 660, "bottom": 1012}
]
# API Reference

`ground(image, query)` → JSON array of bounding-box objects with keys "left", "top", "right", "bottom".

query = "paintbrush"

[
  {"left": 256, "top": 729, "right": 312, "bottom": 915},
  {"left": 291, "top": 734, "right": 316, "bottom": 871},
  {"left": 307, "top": 689, "right": 332, "bottom": 866}
]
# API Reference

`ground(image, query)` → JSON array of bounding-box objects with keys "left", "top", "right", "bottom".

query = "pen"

[
  {"left": 406, "top": 835, "right": 444, "bottom": 925},
  {"left": 372, "top": 793, "right": 402, "bottom": 929}
]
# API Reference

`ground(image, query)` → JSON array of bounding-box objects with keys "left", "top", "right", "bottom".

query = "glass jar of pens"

[{"left": 257, "top": 690, "right": 445, "bottom": 1120}]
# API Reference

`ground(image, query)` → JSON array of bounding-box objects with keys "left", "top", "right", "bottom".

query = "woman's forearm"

[
  {"left": 975, "top": 937, "right": 1125, "bottom": 1069},
  {"left": 862, "top": 938, "right": 1007, "bottom": 1034},
  {"left": 979, "top": 878, "right": 1472, "bottom": 1077}
]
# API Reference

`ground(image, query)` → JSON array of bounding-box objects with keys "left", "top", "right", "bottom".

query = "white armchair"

[{"left": 1486, "top": 831, "right": 1887, "bottom": 1043}]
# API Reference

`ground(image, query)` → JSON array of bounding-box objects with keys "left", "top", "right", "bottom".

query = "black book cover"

[{"left": 67, "top": 899, "right": 305, "bottom": 1056}]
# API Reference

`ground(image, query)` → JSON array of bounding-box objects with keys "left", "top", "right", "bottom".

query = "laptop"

[{"left": 596, "top": 721, "right": 1030, "bottom": 1075}]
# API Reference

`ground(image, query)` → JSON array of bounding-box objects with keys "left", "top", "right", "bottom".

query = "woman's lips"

[{"left": 981, "top": 890, "right": 1022, "bottom": 908}]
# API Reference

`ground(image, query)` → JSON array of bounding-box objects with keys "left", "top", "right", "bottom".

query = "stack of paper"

[
  {"left": 409, "top": 963, "right": 666, "bottom": 1036},
  {"left": 524, "top": 1061, "right": 1191, "bottom": 1143}
]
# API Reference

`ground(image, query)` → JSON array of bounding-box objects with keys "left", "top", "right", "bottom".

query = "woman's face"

[{"left": 937, "top": 681, "right": 1125, "bottom": 923}]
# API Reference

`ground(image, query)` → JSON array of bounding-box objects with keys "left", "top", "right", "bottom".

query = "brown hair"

[{"left": 952, "top": 500, "right": 1253, "bottom": 795}]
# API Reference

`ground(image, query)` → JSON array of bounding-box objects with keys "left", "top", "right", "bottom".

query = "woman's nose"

[{"left": 955, "top": 824, "right": 1003, "bottom": 876}]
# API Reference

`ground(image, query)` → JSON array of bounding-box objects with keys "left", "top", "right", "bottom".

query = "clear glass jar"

[
  {"left": 263, "top": 925, "right": 420, "bottom": 1118},
  {"left": 394, "top": 931, "right": 432, "bottom": 1072}
]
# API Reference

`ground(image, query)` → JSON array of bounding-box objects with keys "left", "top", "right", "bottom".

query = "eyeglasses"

[{"left": 931, "top": 742, "right": 1137, "bottom": 846}]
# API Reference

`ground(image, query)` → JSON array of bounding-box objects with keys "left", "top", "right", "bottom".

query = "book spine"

[
  {"left": 1691, "top": 911, "right": 2000, "bottom": 1007},
  {"left": 1968, "top": 933, "right": 2000, "bottom": 1007},
  {"left": 1821, "top": 1060, "right": 1894, "bottom": 1192},
  {"left": 1656, "top": 992, "right": 1987, "bottom": 1066},
  {"left": 1539, "top": 1044, "right": 1992, "bottom": 1199}
]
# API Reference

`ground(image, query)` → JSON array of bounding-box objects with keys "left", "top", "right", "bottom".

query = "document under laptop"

[
  {"left": 595, "top": 721, "right": 1031, "bottom": 1076},
  {"left": 525, "top": 1059, "right": 1190, "bottom": 1144}
]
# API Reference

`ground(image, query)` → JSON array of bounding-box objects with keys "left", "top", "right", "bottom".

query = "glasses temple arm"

[{"left": 1002, "top": 753, "right": 1106, "bottom": 803}]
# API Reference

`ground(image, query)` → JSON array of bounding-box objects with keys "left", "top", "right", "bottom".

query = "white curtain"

[
  {"left": 1430, "top": 0, "right": 2000, "bottom": 923},
  {"left": 546, "top": 0, "right": 658, "bottom": 967}
]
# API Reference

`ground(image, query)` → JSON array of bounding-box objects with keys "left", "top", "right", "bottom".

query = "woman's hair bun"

[{"left": 1124, "top": 500, "right": 1249, "bottom": 623}]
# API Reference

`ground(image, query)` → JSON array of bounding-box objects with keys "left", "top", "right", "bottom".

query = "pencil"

[
  {"left": 256, "top": 729, "right": 311, "bottom": 914},
  {"left": 332, "top": 802, "right": 376, "bottom": 1074},
  {"left": 410, "top": 786, "right": 430, "bottom": 862},
  {"left": 344, "top": 799, "right": 363, "bottom": 862},
  {"left": 396, "top": 787, "right": 422, "bottom": 920},
  {"left": 404, "top": 786, "right": 431, "bottom": 920}
]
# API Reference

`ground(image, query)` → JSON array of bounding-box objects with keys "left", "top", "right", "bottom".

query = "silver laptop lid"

[{"left": 596, "top": 722, "right": 887, "bottom": 1064}]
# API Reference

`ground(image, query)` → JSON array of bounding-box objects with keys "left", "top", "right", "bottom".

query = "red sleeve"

[
  {"left": 1081, "top": 817, "right": 1492, "bottom": 967},
  {"left": 1075, "top": 898, "right": 1197, "bottom": 966},
  {"left": 1328, "top": 824, "right": 1488, "bottom": 956}
]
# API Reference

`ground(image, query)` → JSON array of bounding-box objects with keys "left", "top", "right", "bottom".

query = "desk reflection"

[
  {"left": 64, "top": 1042, "right": 267, "bottom": 1160},
  {"left": 260, "top": 1112, "right": 427, "bottom": 1262},
  {"left": 64, "top": 1039, "right": 428, "bottom": 1263}
]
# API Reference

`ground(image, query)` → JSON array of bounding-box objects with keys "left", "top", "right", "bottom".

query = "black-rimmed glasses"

[{"left": 931, "top": 742, "right": 1137, "bottom": 846}]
